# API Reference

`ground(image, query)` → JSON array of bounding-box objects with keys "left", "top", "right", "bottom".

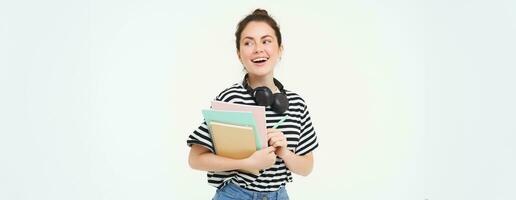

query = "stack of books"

[{"left": 202, "top": 101, "right": 267, "bottom": 174}]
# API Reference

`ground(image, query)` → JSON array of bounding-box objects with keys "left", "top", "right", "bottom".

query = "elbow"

[
  {"left": 189, "top": 157, "right": 205, "bottom": 171},
  {"left": 292, "top": 165, "right": 313, "bottom": 176},
  {"left": 188, "top": 156, "right": 196, "bottom": 170},
  {"left": 298, "top": 156, "right": 314, "bottom": 176},
  {"left": 299, "top": 168, "right": 313, "bottom": 177},
  {"left": 188, "top": 145, "right": 209, "bottom": 171},
  {"left": 188, "top": 153, "right": 203, "bottom": 170}
]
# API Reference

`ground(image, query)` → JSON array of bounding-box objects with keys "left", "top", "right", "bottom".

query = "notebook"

[
  {"left": 202, "top": 109, "right": 261, "bottom": 150},
  {"left": 211, "top": 100, "right": 267, "bottom": 149},
  {"left": 209, "top": 121, "right": 260, "bottom": 174}
]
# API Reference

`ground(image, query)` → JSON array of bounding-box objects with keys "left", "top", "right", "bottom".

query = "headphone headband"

[{"left": 242, "top": 74, "right": 286, "bottom": 94}]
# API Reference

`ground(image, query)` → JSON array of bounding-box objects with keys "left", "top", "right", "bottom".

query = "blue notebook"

[{"left": 202, "top": 109, "right": 261, "bottom": 150}]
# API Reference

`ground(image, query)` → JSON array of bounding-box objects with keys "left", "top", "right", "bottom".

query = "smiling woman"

[
  {"left": 235, "top": 9, "right": 283, "bottom": 81},
  {"left": 186, "top": 8, "right": 319, "bottom": 200},
  {"left": 237, "top": 21, "right": 282, "bottom": 79}
]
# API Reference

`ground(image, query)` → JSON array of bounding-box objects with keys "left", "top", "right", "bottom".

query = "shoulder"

[
  {"left": 214, "top": 82, "right": 249, "bottom": 102},
  {"left": 284, "top": 89, "right": 308, "bottom": 108}
]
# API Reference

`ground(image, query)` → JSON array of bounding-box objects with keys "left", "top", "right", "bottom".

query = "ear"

[
  {"left": 279, "top": 45, "right": 284, "bottom": 59},
  {"left": 237, "top": 50, "right": 242, "bottom": 62}
]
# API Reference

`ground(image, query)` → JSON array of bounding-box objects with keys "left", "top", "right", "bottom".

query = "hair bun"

[{"left": 252, "top": 8, "right": 269, "bottom": 16}]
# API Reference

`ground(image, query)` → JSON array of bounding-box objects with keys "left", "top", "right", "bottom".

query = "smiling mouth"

[{"left": 251, "top": 57, "right": 269, "bottom": 64}]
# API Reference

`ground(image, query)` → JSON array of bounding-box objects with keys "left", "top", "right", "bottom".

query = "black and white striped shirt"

[{"left": 186, "top": 82, "right": 319, "bottom": 192}]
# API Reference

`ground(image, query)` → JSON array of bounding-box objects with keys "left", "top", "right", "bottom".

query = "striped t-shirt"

[{"left": 186, "top": 82, "right": 319, "bottom": 192}]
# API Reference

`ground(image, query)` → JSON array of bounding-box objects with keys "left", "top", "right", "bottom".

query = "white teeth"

[{"left": 252, "top": 57, "right": 268, "bottom": 62}]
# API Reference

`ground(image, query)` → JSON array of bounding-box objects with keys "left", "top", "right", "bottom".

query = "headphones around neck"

[{"left": 242, "top": 74, "right": 289, "bottom": 114}]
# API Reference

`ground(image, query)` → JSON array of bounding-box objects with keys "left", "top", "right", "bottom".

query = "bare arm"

[
  {"left": 267, "top": 128, "right": 314, "bottom": 176},
  {"left": 277, "top": 149, "right": 314, "bottom": 176},
  {"left": 188, "top": 144, "right": 277, "bottom": 172}
]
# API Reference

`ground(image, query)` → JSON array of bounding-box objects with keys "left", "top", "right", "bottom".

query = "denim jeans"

[{"left": 212, "top": 181, "right": 289, "bottom": 200}]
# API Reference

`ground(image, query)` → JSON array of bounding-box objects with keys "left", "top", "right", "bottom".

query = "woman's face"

[{"left": 238, "top": 21, "right": 283, "bottom": 78}]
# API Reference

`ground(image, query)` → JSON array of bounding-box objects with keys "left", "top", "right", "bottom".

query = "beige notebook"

[{"left": 209, "top": 121, "right": 260, "bottom": 174}]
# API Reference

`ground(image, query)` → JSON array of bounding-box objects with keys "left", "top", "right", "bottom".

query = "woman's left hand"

[{"left": 267, "top": 128, "right": 289, "bottom": 158}]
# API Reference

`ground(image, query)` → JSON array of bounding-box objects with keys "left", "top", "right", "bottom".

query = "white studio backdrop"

[{"left": 1, "top": 0, "right": 514, "bottom": 200}]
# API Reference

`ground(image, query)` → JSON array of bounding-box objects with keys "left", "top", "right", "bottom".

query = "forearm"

[
  {"left": 277, "top": 149, "right": 313, "bottom": 176},
  {"left": 189, "top": 145, "right": 250, "bottom": 172},
  {"left": 189, "top": 151, "right": 249, "bottom": 172}
]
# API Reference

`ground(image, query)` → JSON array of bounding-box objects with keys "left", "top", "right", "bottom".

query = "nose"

[{"left": 254, "top": 42, "right": 264, "bottom": 53}]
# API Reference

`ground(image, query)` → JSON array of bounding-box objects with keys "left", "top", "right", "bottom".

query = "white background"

[{"left": 1, "top": 0, "right": 515, "bottom": 199}]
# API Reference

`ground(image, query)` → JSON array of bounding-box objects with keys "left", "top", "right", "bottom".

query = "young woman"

[{"left": 187, "top": 9, "right": 319, "bottom": 200}]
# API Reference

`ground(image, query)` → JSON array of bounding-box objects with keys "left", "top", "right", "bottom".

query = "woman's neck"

[{"left": 247, "top": 73, "right": 278, "bottom": 92}]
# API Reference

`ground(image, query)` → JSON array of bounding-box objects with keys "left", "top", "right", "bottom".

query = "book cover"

[
  {"left": 211, "top": 100, "right": 267, "bottom": 149},
  {"left": 202, "top": 109, "right": 261, "bottom": 150},
  {"left": 209, "top": 121, "right": 260, "bottom": 174}
]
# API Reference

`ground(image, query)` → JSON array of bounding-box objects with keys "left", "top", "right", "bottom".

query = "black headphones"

[{"left": 242, "top": 74, "right": 289, "bottom": 114}]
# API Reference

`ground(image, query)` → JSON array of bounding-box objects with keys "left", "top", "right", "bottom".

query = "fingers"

[
  {"left": 267, "top": 130, "right": 284, "bottom": 141},
  {"left": 266, "top": 131, "right": 278, "bottom": 140},
  {"left": 266, "top": 128, "right": 281, "bottom": 135},
  {"left": 268, "top": 135, "right": 287, "bottom": 147},
  {"left": 268, "top": 136, "right": 279, "bottom": 146},
  {"left": 266, "top": 146, "right": 276, "bottom": 153},
  {"left": 270, "top": 140, "right": 286, "bottom": 148}
]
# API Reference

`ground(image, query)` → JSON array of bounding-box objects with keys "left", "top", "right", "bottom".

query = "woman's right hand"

[{"left": 244, "top": 146, "right": 277, "bottom": 169}]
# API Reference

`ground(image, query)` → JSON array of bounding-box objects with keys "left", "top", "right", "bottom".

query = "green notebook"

[{"left": 202, "top": 109, "right": 261, "bottom": 150}]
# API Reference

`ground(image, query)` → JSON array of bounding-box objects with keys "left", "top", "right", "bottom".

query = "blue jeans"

[{"left": 212, "top": 181, "right": 289, "bottom": 200}]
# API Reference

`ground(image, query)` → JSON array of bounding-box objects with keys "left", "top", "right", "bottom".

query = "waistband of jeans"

[{"left": 226, "top": 180, "right": 285, "bottom": 194}]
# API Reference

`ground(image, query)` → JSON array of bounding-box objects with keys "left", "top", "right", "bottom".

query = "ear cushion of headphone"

[
  {"left": 272, "top": 93, "right": 289, "bottom": 114},
  {"left": 253, "top": 87, "right": 274, "bottom": 106}
]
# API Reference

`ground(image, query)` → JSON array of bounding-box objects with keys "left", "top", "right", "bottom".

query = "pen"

[{"left": 272, "top": 115, "right": 288, "bottom": 129}]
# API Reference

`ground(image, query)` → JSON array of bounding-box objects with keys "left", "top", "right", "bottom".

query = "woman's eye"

[
  {"left": 244, "top": 41, "right": 253, "bottom": 46},
  {"left": 263, "top": 40, "right": 272, "bottom": 44}
]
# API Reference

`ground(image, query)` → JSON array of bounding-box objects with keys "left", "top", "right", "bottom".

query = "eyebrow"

[{"left": 243, "top": 35, "right": 273, "bottom": 40}]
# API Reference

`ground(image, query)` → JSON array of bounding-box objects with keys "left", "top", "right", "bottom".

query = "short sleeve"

[
  {"left": 186, "top": 120, "right": 215, "bottom": 153},
  {"left": 295, "top": 104, "right": 319, "bottom": 156},
  {"left": 186, "top": 92, "right": 227, "bottom": 152}
]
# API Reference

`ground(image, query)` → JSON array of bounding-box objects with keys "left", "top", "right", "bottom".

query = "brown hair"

[{"left": 235, "top": 9, "right": 282, "bottom": 51}]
